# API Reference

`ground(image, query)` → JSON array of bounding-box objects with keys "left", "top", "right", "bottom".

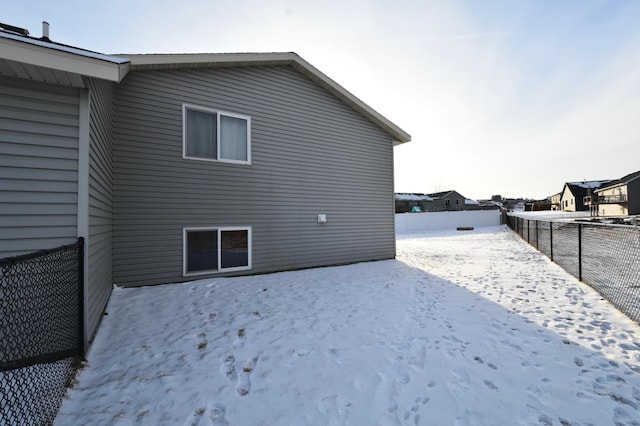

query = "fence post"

[
  {"left": 535, "top": 220, "right": 539, "bottom": 250},
  {"left": 549, "top": 222, "right": 553, "bottom": 261},
  {"left": 578, "top": 224, "right": 582, "bottom": 281},
  {"left": 77, "top": 237, "right": 85, "bottom": 356}
]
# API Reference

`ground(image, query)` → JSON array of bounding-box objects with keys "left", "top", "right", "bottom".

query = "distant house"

[
  {"left": 465, "top": 198, "right": 480, "bottom": 208},
  {"left": 0, "top": 25, "right": 410, "bottom": 344},
  {"left": 559, "top": 181, "right": 614, "bottom": 212},
  {"left": 395, "top": 192, "right": 493, "bottom": 213},
  {"left": 475, "top": 200, "right": 503, "bottom": 210},
  {"left": 550, "top": 192, "right": 562, "bottom": 211},
  {"left": 394, "top": 193, "right": 433, "bottom": 213},
  {"left": 426, "top": 190, "right": 467, "bottom": 212},
  {"left": 587, "top": 170, "right": 640, "bottom": 216},
  {"left": 524, "top": 200, "right": 552, "bottom": 211}
]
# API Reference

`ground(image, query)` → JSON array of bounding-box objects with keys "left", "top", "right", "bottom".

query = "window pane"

[
  {"left": 186, "top": 109, "right": 217, "bottom": 159},
  {"left": 187, "top": 230, "right": 218, "bottom": 272},
  {"left": 220, "top": 230, "right": 248, "bottom": 268},
  {"left": 220, "top": 115, "right": 248, "bottom": 161}
]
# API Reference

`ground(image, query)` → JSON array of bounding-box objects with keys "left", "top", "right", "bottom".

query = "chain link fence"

[
  {"left": 507, "top": 216, "right": 640, "bottom": 323},
  {"left": 1, "top": 238, "right": 84, "bottom": 426}
]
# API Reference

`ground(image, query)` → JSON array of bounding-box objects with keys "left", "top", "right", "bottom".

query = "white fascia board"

[
  {"left": 123, "top": 52, "right": 295, "bottom": 67},
  {"left": 0, "top": 35, "right": 129, "bottom": 82}
]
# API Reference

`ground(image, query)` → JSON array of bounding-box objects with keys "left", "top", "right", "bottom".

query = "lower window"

[{"left": 183, "top": 227, "right": 251, "bottom": 276}]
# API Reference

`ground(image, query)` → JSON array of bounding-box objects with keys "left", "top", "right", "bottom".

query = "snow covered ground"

[
  {"left": 55, "top": 226, "right": 640, "bottom": 425},
  {"left": 509, "top": 210, "right": 593, "bottom": 221}
]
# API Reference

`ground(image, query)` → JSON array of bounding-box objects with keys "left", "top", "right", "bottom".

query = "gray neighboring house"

[
  {"left": 394, "top": 193, "right": 433, "bottom": 213},
  {"left": 426, "top": 190, "right": 467, "bottom": 211},
  {"left": 0, "top": 25, "right": 410, "bottom": 344}
]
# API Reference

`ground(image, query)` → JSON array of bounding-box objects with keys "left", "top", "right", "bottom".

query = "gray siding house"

[
  {"left": 112, "top": 54, "right": 410, "bottom": 286},
  {"left": 426, "top": 190, "right": 467, "bottom": 212},
  {"left": 0, "top": 26, "right": 410, "bottom": 344},
  {"left": 0, "top": 26, "right": 128, "bottom": 343}
]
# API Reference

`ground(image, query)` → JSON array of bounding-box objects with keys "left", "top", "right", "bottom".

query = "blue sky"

[{"left": 6, "top": 0, "right": 640, "bottom": 199}]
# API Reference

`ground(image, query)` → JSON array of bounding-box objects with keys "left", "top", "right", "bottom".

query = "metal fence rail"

[
  {"left": 507, "top": 216, "right": 640, "bottom": 323},
  {"left": 1, "top": 238, "right": 84, "bottom": 426}
]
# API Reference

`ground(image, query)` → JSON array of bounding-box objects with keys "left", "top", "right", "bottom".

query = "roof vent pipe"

[{"left": 42, "top": 21, "right": 50, "bottom": 40}]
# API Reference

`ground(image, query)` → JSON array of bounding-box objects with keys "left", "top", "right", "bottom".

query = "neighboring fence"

[
  {"left": 396, "top": 210, "right": 502, "bottom": 234},
  {"left": 1, "top": 238, "right": 84, "bottom": 426},
  {"left": 507, "top": 216, "right": 640, "bottom": 323}
]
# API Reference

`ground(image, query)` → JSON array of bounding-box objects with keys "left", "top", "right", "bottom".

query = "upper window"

[
  {"left": 183, "top": 104, "right": 251, "bottom": 164},
  {"left": 183, "top": 226, "right": 251, "bottom": 276}
]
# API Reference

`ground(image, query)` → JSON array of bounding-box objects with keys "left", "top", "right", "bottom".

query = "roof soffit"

[{"left": 0, "top": 32, "right": 129, "bottom": 83}]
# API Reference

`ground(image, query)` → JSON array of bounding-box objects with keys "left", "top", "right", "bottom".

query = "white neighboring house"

[{"left": 559, "top": 180, "right": 614, "bottom": 212}]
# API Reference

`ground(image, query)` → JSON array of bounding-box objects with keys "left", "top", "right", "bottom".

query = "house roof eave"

[
  {"left": 0, "top": 31, "right": 130, "bottom": 83},
  {"left": 595, "top": 170, "right": 640, "bottom": 193}
]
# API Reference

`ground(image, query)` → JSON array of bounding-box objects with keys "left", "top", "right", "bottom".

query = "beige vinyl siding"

[
  {"left": 86, "top": 77, "right": 114, "bottom": 340},
  {"left": 561, "top": 185, "right": 576, "bottom": 212},
  {"left": 113, "top": 65, "right": 395, "bottom": 287},
  {"left": 0, "top": 76, "right": 79, "bottom": 258}
]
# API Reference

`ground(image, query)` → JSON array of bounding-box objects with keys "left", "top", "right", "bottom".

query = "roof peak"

[{"left": 118, "top": 52, "right": 410, "bottom": 145}]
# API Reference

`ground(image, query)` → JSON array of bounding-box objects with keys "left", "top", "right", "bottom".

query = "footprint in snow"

[
  {"left": 451, "top": 368, "right": 470, "bottom": 388},
  {"left": 295, "top": 344, "right": 314, "bottom": 357},
  {"left": 415, "top": 395, "right": 429, "bottom": 405},
  {"left": 232, "top": 328, "right": 246, "bottom": 349},
  {"left": 483, "top": 379, "right": 498, "bottom": 391},
  {"left": 221, "top": 355, "right": 237, "bottom": 381},
  {"left": 206, "top": 313, "right": 216, "bottom": 324},
  {"left": 236, "top": 374, "right": 251, "bottom": 397},
  {"left": 197, "top": 333, "right": 208, "bottom": 351},
  {"left": 207, "top": 402, "right": 228, "bottom": 425},
  {"left": 236, "top": 356, "right": 259, "bottom": 397},
  {"left": 397, "top": 371, "right": 410, "bottom": 385},
  {"left": 184, "top": 402, "right": 228, "bottom": 426}
]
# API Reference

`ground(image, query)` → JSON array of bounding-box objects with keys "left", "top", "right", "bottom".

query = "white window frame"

[
  {"left": 183, "top": 226, "right": 252, "bottom": 276},
  {"left": 182, "top": 104, "right": 251, "bottom": 165}
]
